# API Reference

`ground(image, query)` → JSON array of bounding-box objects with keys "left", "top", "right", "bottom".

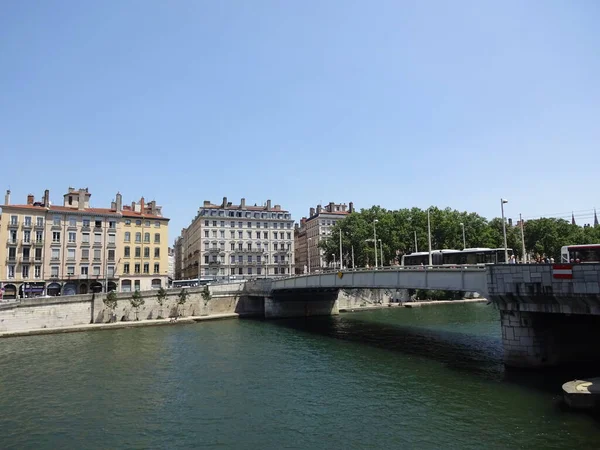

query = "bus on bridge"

[{"left": 401, "top": 248, "right": 514, "bottom": 266}]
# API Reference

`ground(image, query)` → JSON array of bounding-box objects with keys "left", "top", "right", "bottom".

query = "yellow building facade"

[{"left": 0, "top": 188, "right": 169, "bottom": 299}]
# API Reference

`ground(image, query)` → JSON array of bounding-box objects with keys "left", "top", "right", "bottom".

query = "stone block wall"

[
  {"left": 500, "top": 309, "right": 600, "bottom": 368},
  {"left": 0, "top": 282, "right": 263, "bottom": 333},
  {"left": 0, "top": 295, "right": 93, "bottom": 333},
  {"left": 487, "top": 264, "right": 600, "bottom": 314}
]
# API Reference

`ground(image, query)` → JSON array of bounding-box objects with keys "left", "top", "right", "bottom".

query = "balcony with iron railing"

[
  {"left": 22, "top": 221, "right": 33, "bottom": 229},
  {"left": 33, "top": 240, "right": 44, "bottom": 247},
  {"left": 8, "top": 220, "right": 19, "bottom": 228}
]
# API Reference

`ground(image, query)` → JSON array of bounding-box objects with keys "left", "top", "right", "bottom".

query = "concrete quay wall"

[{"left": 0, "top": 283, "right": 262, "bottom": 333}]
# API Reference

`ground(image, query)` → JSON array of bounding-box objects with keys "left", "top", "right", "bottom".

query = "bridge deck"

[{"left": 269, "top": 266, "right": 488, "bottom": 295}]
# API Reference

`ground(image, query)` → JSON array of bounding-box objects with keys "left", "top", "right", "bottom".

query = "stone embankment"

[
  {"left": 0, "top": 282, "right": 263, "bottom": 336},
  {"left": 0, "top": 313, "right": 240, "bottom": 338}
]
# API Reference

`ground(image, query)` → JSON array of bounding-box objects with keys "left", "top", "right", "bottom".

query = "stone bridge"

[{"left": 243, "top": 264, "right": 600, "bottom": 369}]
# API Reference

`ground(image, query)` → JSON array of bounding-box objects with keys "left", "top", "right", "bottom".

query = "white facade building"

[{"left": 179, "top": 197, "right": 295, "bottom": 279}]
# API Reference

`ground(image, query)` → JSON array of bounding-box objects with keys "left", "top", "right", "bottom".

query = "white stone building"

[{"left": 179, "top": 197, "right": 295, "bottom": 279}]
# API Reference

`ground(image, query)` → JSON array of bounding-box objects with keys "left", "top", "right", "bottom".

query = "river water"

[{"left": 1, "top": 303, "right": 599, "bottom": 449}]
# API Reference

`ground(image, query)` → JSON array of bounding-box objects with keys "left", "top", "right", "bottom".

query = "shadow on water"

[{"left": 249, "top": 313, "right": 600, "bottom": 401}]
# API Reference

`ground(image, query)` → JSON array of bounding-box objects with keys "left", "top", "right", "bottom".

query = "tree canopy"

[{"left": 318, "top": 206, "right": 600, "bottom": 266}]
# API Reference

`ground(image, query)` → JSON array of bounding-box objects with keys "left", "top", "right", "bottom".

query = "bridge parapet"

[
  {"left": 487, "top": 264, "right": 600, "bottom": 315},
  {"left": 486, "top": 264, "right": 600, "bottom": 368},
  {"left": 270, "top": 266, "right": 488, "bottom": 295}
]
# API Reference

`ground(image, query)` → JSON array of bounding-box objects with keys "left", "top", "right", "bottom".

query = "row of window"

[
  {"left": 124, "top": 246, "right": 161, "bottom": 258},
  {"left": 205, "top": 230, "right": 292, "bottom": 240},
  {"left": 122, "top": 263, "right": 160, "bottom": 275},
  {"left": 9, "top": 215, "right": 161, "bottom": 229},
  {"left": 204, "top": 254, "right": 287, "bottom": 263},
  {"left": 5, "top": 262, "right": 160, "bottom": 279},
  {"left": 204, "top": 220, "right": 292, "bottom": 229},
  {"left": 8, "top": 216, "right": 44, "bottom": 227},
  {"left": 124, "top": 232, "right": 160, "bottom": 243},
  {"left": 6, "top": 265, "right": 114, "bottom": 279},
  {"left": 203, "top": 267, "right": 289, "bottom": 276},
  {"left": 203, "top": 242, "right": 292, "bottom": 251},
  {"left": 124, "top": 219, "right": 161, "bottom": 227},
  {"left": 6, "top": 247, "right": 115, "bottom": 262},
  {"left": 121, "top": 279, "right": 163, "bottom": 292},
  {"left": 200, "top": 210, "right": 291, "bottom": 220}
]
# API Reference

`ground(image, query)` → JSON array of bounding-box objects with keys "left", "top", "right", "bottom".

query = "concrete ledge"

[
  {"left": 563, "top": 378, "right": 600, "bottom": 409},
  {"left": 403, "top": 299, "right": 487, "bottom": 308},
  {"left": 0, "top": 313, "right": 242, "bottom": 339}
]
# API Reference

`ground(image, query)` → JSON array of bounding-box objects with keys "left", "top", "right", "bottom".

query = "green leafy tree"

[
  {"left": 103, "top": 290, "right": 118, "bottom": 323},
  {"left": 177, "top": 288, "right": 189, "bottom": 317},
  {"left": 201, "top": 285, "right": 211, "bottom": 306},
  {"left": 130, "top": 290, "right": 145, "bottom": 321},
  {"left": 156, "top": 287, "right": 167, "bottom": 319}
]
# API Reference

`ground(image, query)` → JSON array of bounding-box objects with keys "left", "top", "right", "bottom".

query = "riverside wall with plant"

[{"left": 0, "top": 283, "right": 263, "bottom": 334}]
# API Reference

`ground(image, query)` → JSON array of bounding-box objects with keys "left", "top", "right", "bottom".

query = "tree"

[
  {"left": 103, "top": 290, "right": 118, "bottom": 323},
  {"left": 156, "top": 287, "right": 167, "bottom": 319},
  {"left": 201, "top": 285, "right": 211, "bottom": 306},
  {"left": 177, "top": 288, "right": 188, "bottom": 317},
  {"left": 130, "top": 290, "right": 145, "bottom": 321}
]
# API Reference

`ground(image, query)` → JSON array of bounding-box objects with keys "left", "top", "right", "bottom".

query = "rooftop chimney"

[
  {"left": 240, "top": 198, "right": 246, "bottom": 209},
  {"left": 266, "top": 199, "right": 271, "bottom": 210},
  {"left": 328, "top": 202, "right": 334, "bottom": 211},
  {"left": 317, "top": 204, "right": 322, "bottom": 214},
  {"left": 116, "top": 192, "right": 122, "bottom": 212},
  {"left": 43, "top": 190, "right": 49, "bottom": 207},
  {"left": 111, "top": 200, "right": 116, "bottom": 210},
  {"left": 78, "top": 188, "right": 85, "bottom": 210},
  {"left": 222, "top": 197, "right": 228, "bottom": 208},
  {"left": 203, "top": 200, "right": 211, "bottom": 207},
  {"left": 27, "top": 194, "right": 34, "bottom": 205},
  {"left": 349, "top": 202, "right": 354, "bottom": 213},
  {"left": 4, "top": 189, "right": 10, "bottom": 206},
  {"left": 140, "top": 197, "right": 145, "bottom": 213},
  {"left": 310, "top": 207, "right": 315, "bottom": 217}
]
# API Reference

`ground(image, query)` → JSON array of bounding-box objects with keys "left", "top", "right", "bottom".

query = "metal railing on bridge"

[{"left": 268, "top": 265, "right": 489, "bottom": 295}]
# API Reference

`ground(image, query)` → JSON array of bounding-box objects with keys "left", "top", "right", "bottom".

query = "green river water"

[{"left": 1, "top": 303, "right": 599, "bottom": 449}]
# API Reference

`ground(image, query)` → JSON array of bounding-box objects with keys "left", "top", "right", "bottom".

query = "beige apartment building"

[
  {"left": 0, "top": 187, "right": 169, "bottom": 299},
  {"left": 294, "top": 202, "right": 353, "bottom": 273},
  {"left": 178, "top": 197, "right": 294, "bottom": 280}
]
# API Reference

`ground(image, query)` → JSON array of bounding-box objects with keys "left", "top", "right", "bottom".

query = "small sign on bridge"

[{"left": 552, "top": 264, "right": 573, "bottom": 279}]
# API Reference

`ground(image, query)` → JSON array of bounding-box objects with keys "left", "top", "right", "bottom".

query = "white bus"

[
  {"left": 560, "top": 244, "right": 600, "bottom": 263},
  {"left": 401, "top": 248, "right": 513, "bottom": 266}
]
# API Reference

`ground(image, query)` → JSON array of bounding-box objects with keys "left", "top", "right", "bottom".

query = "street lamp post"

[
  {"left": 332, "top": 253, "right": 336, "bottom": 270},
  {"left": 373, "top": 219, "right": 379, "bottom": 269},
  {"left": 427, "top": 209, "right": 432, "bottom": 266},
  {"left": 308, "top": 238, "right": 312, "bottom": 273},
  {"left": 378, "top": 239, "right": 383, "bottom": 268},
  {"left": 501, "top": 198, "right": 509, "bottom": 263},
  {"left": 414, "top": 230, "right": 418, "bottom": 253},
  {"left": 520, "top": 213, "right": 527, "bottom": 263},
  {"left": 351, "top": 245, "right": 355, "bottom": 269},
  {"left": 459, "top": 222, "right": 466, "bottom": 250},
  {"left": 339, "top": 229, "right": 343, "bottom": 270}
]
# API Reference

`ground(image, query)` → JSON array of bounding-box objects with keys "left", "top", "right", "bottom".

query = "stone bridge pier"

[
  {"left": 264, "top": 290, "right": 339, "bottom": 319},
  {"left": 488, "top": 264, "right": 600, "bottom": 369}
]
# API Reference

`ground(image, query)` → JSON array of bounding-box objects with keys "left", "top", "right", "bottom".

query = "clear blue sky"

[{"left": 2, "top": 0, "right": 599, "bottom": 243}]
